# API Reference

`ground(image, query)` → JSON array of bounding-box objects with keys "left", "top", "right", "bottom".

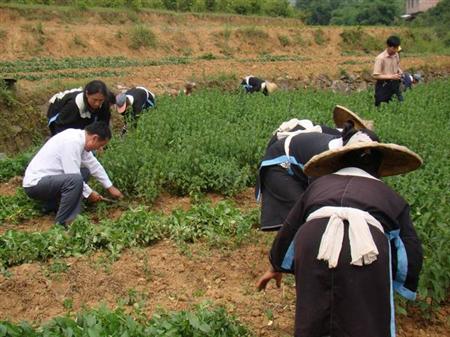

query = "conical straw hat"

[{"left": 304, "top": 141, "right": 422, "bottom": 177}]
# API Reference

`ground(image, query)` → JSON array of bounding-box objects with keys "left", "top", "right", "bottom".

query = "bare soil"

[
  {"left": 0, "top": 7, "right": 448, "bottom": 335},
  {"left": 0, "top": 7, "right": 449, "bottom": 97},
  {"left": 0, "top": 182, "right": 449, "bottom": 336}
]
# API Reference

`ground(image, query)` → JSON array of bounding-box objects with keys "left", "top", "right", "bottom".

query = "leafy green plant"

[
  {"left": 278, "top": 34, "right": 290, "bottom": 47},
  {"left": 129, "top": 24, "right": 157, "bottom": 50},
  {"left": 0, "top": 303, "right": 251, "bottom": 336},
  {"left": 313, "top": 28, "right": 327, "bottom": 45},
  {"left": 0, "top": 200, "right": 256, "bottom": 267},
  {"left": 0, "top": 189, "right": 40, "bottom": 225}
]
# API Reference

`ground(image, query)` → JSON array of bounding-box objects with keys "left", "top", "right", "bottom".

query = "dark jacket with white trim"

[
  {"left": 241, "top": 76, "right": 266, "bottom": 94},
  {"left": 123, "top": 86, "right": 156, "bottom": 121},
  {"left": 269, "top": 172, "right": 423, "bottom": 299},
  {"left": 47, "top": 89, "right": 111, "bottom": 136}
]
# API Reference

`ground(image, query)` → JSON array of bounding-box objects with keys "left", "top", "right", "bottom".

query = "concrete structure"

[{"left": 405, "top": 0, "right": 440, "bottom": 15}]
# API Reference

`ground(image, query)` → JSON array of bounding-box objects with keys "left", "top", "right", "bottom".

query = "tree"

[{"left": 263, "top": 0, "right": 293, "bottom": 17}]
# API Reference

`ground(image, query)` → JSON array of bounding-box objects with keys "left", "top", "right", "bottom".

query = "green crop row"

[
  {"left": 0, "top": 151, "right": 35, "bottom": 182},
  {"left": 0, "top": 303, "right": 251, "bottom": 337},
  {"left": 12, "top": 70, "right": 126, "bottom": 81},
  {"left": 0, "top": 200, "right": 257, "bottom": 267},
  {"left": 1, "top": 54, "right": 310, "bottom": 75},
  {"left": 100, "top": 80, "right": 449, "bottom": 313},
  {"left": 0, "top": 56, "right": 191, "bottom": 73},
  {"left": 1, "top": 80, "right": 448, "bottom": 313},
  {"left": 0, "top": 189, "right": 40, "bottom": 225}
]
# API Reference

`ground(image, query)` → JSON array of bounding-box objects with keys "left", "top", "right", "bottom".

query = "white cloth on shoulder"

[
  {"left": 306, "top": 206, "right": 384, "bottom": 268},
  {"left": 274, "top": 118, "right": 315, "bottom": 137}
]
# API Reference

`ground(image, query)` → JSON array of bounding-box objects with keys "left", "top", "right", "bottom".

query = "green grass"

[
  {"left": 129, "top": 24, "right": 157, "bottom": 50},
  {"left": 235, "top": 26, "right": 269, "bottom": 41},
  {"left": 340, "top": 27, "right": 382, "bottom": 54}
]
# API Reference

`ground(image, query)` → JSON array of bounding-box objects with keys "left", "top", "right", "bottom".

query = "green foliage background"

[
  {"left": 0, "top": 0, "right": 297, "bottom": 17},
  {"left": 0, "top": 80, "right": 449, "bottom": 315},
  {"left": 101, "top": 80, "right": 450, "bottom": 312}
]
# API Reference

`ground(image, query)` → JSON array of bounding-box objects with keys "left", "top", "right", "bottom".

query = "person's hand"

[
  {"left": 256, "top": 268, "right": 282, "bottom": 291},
  {"left": 392, "top": 73, "right": 401, "bottom": 80},
  {"left": 107, "top": 186, "right": 123, "bottom": 199},
  {"left": 88, "top": 191, "right": 103, "bottom": 203},
  {"left": 96, "top": 146, "right": 105, "bottom": 155}
]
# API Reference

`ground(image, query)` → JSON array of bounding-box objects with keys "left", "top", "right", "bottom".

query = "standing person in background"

[
  {"left": 115, "top": 86, "right": 156, "bottom": 135},
  {"left": 47, "top": 80, "right": 113, "bottom": 136},
  {"left": 241, "top": 75, "right": 278, "bottom": 96},
  {"left": 372, "top": 35, "right": 403, "bottom": 107},
  {"left": 23, "top": 122, "right": 123, "bottom": 228}
]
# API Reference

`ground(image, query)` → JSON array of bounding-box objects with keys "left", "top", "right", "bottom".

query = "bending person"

[
  {"left": 23, "top": 122, "right": 123, "bottom": 228},
  {"left": 47, "top": 80, "right": 112, "bottom": 136},
  {"left": 241, "top": 75, "right": 277, "bottom": 96},
  {"left": 257, "top": 133, "right": 423, "bottom": 337},
  {"left": 257, "top": 105, "right": 373, "bottom": 231},
  {"left": 115, "top": 86, "right": 156, "bottom": 134}
]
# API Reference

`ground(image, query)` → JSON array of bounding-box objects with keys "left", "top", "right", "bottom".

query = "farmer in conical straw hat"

[
  {"left": 257, "top": 106, "right": 374, "bottom": 231},
  {"left": 333, "top": 105, "right": 374, "bottom": 131},
  {"left": 257, "top": 131, "right": 423, "bottom": 337},
  {"left": 241, "top": 75, "right": 278, "bottom": 96}
]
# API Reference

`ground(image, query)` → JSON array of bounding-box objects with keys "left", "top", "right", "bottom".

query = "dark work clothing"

[
  {"left": 260, "top": 165, "right": 307, "bottom": 231},
  {"left": 47, "top": 90, "right": 111, "bottom": 136},
  {"left": 269, "top": 173, "right": 423, "bottom": 336},
  {"left": 24, "top": 174, "right": 84, "bottom": 225},
  {"left": 294, "top": 220, "right": 391, "bottom": 337},
  {"left": 397, "top": 73, "right": 415, "bottom": 102},
  {"left": 241, "top": 76, "right": 266, "bottom": 94},
  {"left": 123, "top": 87, "right": 156, "bottom": 127},
  {"left": 257, "top": 132, "right": 341, "bottom": 231},
  {"left": 375, "top": 80, "right": 401, "bottom": 107}
]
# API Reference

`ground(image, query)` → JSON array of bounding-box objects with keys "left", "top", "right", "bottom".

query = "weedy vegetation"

[
  {"left": 0, "top": 303, "right": 251, "bottom": 336},
  {"left": 0, "top": 80, "right": 449, "bottom": 319}
]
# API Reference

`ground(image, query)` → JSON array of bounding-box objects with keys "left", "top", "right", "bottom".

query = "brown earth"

[
  {"left": 1, "top": 6, "right": 450, "bottom": 153},
  {"left": 1, "top": 6, "right": 450, "bottom": 97},
  {"left": 1, "top": 183, "right": 449, "bottom": 336},
  {"left": 0, "top": 6, "right": 449, "bottom": 335}
]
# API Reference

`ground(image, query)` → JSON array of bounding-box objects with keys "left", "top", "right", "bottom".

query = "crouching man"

[{"left": 23, "top": 121, "right": 123, "bottom": 228}]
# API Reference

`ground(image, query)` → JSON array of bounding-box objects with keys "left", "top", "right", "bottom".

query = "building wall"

[{"left": 406, "top": 0, "right": 440, "bottom": 15}]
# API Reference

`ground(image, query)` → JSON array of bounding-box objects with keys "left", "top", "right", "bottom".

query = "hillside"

[{"left": 0, "top": 4, "right": 450, "bottom": 153}]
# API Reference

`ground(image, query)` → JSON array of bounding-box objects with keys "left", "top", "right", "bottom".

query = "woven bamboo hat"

[
  {"left": 304, "top": 133, "right": 423, "bottom": 177},
  {"left": 333, "top": 105, "right": 373, "bottom": 130},
  {"left": 264, "top": 82, "right": 278, "bottom": 94}
]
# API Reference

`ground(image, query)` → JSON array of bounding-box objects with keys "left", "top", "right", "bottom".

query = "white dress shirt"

[{"left": 23, "top": 129, "right": 113, "bottom": 198}]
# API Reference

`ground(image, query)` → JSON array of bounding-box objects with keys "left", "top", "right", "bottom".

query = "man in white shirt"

[{"left": 23, "top": 121, "right": 123, "bottom": 227}]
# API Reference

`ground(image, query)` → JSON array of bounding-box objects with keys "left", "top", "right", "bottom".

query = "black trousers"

[
  {"left": 375, "top": 80, "right": 401, "bottom": 107},
  {"left": 293, "top": 219, "right": 392, "bottom": 337}
]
